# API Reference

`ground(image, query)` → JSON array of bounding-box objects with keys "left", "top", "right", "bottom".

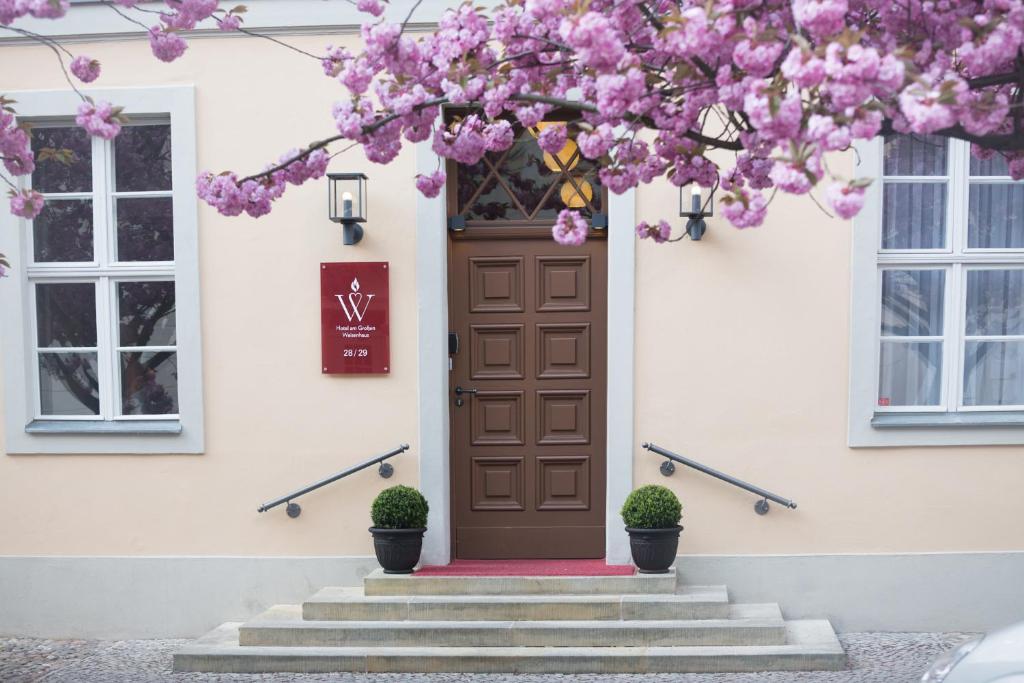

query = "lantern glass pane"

[
  {"left": 680, "top": 186, "right": 713, "bottom": 217},
  {"left": 330, "top": 175, "right": 367, "bottom": 222}
]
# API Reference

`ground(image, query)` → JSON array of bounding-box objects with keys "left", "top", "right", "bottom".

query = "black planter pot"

[
  {"left": 625, "top": 525, "right": 682, "bottom": 574},
  {"left": 369, "top": 527, "right": 426, "bottom": 574}
]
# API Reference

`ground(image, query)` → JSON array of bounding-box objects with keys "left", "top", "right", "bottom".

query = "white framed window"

[
  {"left": 850, "top": 134, "right": 1024, "bottom": 446},
  {"left": 0, "top": 87, "right": 203, "bottom": 454}
]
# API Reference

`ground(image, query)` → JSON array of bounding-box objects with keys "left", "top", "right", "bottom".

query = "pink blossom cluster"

[
  {"left": 196, "top": 148, "right": 329, "bottom": 218},
  {"left": 635, "top": 220, "right": 673, "bottom": 243},
  {"left": 552, "top": 209, "right": 588, "bottom": 246},
  {"left": 1, "top": 108, "right": 34, "bottom": 177},
  {"left": 9, "top": 189, "right": 45, "bottom": 219},
  {"left": 0, "top": 0, "right": 69, "bottom": 25},
  {"left": 415, "top": 170, "right": 446, "bottom": 198},
  {"left": 75, "top": 101, "right": 122, "bottom": 140},
  {"left": 69, "top": 56, "right": 101, "bottom": 83},
  {"left": 10, "top": 0, "right": 1024, "bottom": 242}
]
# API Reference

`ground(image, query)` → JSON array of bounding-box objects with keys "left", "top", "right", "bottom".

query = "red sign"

[{"left": 321, "top": 262, "right": 390, "bottom": 374}]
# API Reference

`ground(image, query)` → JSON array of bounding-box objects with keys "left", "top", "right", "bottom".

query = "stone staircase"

[{"left": 173, "top": 568, "right": 846, "bottom": 674}]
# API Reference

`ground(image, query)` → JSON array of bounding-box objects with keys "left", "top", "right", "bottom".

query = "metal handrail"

[
  {"left": 257, "top": 443, "right": 410, "bottom": 518},
  {"left": 642, "top": 442, "right": 797, "bottom": 516}
]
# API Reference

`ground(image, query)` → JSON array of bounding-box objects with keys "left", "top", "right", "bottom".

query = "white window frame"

[
  {"left": 850, "top": 136, "right": 1024, "bottom": 447},
  {"left": 1, "top": 86, "right": 203, "bottom": 454}
]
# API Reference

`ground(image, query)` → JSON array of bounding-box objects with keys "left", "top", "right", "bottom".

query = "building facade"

[{"left": 1, "top": 0, "right": 1023, "bottom": 640}]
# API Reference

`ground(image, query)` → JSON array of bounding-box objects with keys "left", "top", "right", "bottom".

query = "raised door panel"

[
  {"left": 537, "top": 389, "right": 591, "bottom": 445},
  {"left": 471, "top": 390, "right": 525, "bottom": 446},
  {"left": 470, "top": 257, "right": 524, "bottom": 313},
  {"left": 536, "top": 455, "right": 590, "bottom": 511},
  {"left": 471, "top": 324, "right": 524, "bottom": 379},
  {"left": 472, "top": 456, "right": 525, "bottom": 511},
  {"left": 536, "top": 256, "right": 590, "bottom": 312},
  {"left": 537, "top": 323, "right": 590, "bottom": 379}
]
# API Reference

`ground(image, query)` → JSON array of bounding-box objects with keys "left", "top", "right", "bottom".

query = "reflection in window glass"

[
  {"left": 119, "top": 281, "right": 176, "bottom": 347},
  {"left": 30, "top": 126, "right": 92, "bottom": 194},
  {"left": 964, "top": 341, "right": 1024, "bottom": 406},
  {"left": 121, "top": 351, "right": 178, "bottom": 415},
  {"left": 968, "top": 184, "right": 1024, "bottom": 249},
  {"left": 878, "top": 342, "right": 942, "bottom": 407},
  {"left": 881, "top": 270, "right": 944, "bottom": 337},
  {"left": 115, "top": 125, "right": 172, "bottom": 192},
  {"left": 38, "top": 352, "right": 100, "bottom": 416},
  {"left": 966, "top": 270, "right": 1024, "bottom": 336},
  {"left": 36, "top": 282, "right": 97, "bottom": 348},
  {"left": 882, "top": 183, "right": 946, "bottom": 249},
  {"left": 33, "top": 199, "right": 94, "bottom": 262},
  {"left": 116, "top": 196, "right": 174, "bottom": 261},
  {"left": 883, "top": 134, "right": 947, "bottom": 176}
]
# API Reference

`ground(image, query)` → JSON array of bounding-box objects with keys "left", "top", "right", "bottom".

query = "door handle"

[{"left": 454, "top": 385, "right": 478, "bottom": 407}]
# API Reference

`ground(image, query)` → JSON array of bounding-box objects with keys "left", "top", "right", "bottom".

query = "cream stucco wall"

[
  {"left": 1, "top": 31, "right": 1023, "bottom": 560},
  {"left": 0, "top": 33, "right": 421, "bottom": 556}
]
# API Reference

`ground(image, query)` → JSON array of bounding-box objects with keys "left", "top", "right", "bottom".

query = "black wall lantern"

[
  {"left": 680, "top": 184, "right": 714, "bottom": 241},
  {"left": 328, "top": 172, "right": 368, "bottom": 245}
]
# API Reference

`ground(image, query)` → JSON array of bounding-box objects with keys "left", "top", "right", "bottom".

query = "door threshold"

[{"left": 415, "top": 559, "right": 635, "bottom": 577}]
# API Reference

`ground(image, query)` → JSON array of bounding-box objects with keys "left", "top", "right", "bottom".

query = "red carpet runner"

[{"left": 414, "top": 559, "right": 635, "bottom": 577}]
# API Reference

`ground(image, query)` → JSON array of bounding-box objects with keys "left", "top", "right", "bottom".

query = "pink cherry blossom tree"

[{"left": 4, "top": 0, "right": 1024, "bottom": 274}]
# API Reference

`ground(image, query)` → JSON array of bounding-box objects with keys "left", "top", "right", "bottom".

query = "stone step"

[
  {"left": 238, "top": 603, "right": 786, "bottom": 648},
  {"left": 363, "top": 567, "right": 678, "bottom": 596},
  {"left": 303, "top": 585, "right": 731, "bottom": 621},
  {"left": 174, "top": 620, "right": 846, "bottom": 674}
]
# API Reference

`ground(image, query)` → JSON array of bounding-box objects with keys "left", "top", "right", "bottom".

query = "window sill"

[
  {"left": 25, "top": 419, "right": 183, "bottom": 435},
  {"left": 871, "top": 412, "right": 1024, "bottom": 429}
]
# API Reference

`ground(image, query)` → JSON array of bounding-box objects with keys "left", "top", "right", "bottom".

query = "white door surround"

[{"left": 415, "top": 142, "right": 636, "bottom": 565}]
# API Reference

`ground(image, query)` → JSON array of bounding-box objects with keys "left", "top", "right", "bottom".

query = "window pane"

[
  {"left": 881, "top": 270, "right": 944, "bottom": 336},
  {"left": 121, "top": 351, "right": 178, "bottom": 415},
  {"left": 36, "top": 282, "right": 96, "bottom": 348},
  {"left": 966, "top": 270, "right": 1024, "bottom": 336},
  {"left": 33, "top": 199, "right": 94, "bottom": 262},
  {"left": 116, "top": 197, "right": 174, "bottom": 261},
  {"left": 38, "top": 352, "right": 100, "bottom": 415},
  {"left": 882, "top": 183, "right": 946, "bottom": 249},
  {"left": 119, "top": 281, "right": 176, "bottom": 346},
  {"left": 114, "top": 124, "right": 172, "bottom": 192},
  {"left": 968, "top": 184, "right": 1024, "bottom": 249},
  {"left": 883, "top": 135, "right": 947, "bottom": 176},
  {"left": 465, "top": 175, "right": 525, "bottom": 221},
  {"left": 878, "top": 341, "right": 942, "bottom": 407},
  {"left": 963, "top": 341, "right": 1024, "bottom": 406},
  {"left": 499, "top": 135, "right": 555, "bottom": 216},
  {"left": 30, "top": 126, "right": 91, "bottom": 193},
  {"left": 970, "top": 154, "right": 1009, "bottom": 177}
]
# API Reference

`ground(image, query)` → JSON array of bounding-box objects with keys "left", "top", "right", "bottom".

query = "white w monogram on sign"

[{"left": 335, "top": 277, "right": 375, "bottom": 322}]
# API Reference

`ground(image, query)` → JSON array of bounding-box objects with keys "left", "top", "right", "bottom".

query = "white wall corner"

[
  {"left": 605, "top": 189, "right": 636, "bottom": 564},
  {"left": 415, "top": 141, "right": 450, "bottom": 566}
]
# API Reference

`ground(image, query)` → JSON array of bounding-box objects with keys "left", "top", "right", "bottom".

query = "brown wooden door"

[{"left": 449, "top": 235, "right": 607, "bottom": 559}]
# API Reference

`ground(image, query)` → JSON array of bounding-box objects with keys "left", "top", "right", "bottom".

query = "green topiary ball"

[
  {"left": 620, "top": 484, "right": 682, "bottom": 529},
  {"left": 371, "top": 485, "right": 429, "bottom": 529}
]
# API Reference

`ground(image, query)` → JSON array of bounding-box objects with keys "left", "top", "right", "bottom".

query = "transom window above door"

[
  {"left": 28, "top": 122, "right": 178, "bottom": 420},
  {"left": 876, "top": 134, "right": 1024, "bottom": 414},
  {"left": 451, "top": 122, "right": 606, "bottom": 224}
]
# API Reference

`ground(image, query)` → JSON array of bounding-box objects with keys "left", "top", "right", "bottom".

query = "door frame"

[{"left": 415, "top": 141, "right": 636, "bottom": 565}]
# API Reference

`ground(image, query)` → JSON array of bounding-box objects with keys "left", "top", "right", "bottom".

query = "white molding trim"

[
  {"left": 605, "top": 189, "right": 636, "bottom": 564},
  {"left": 0, "top": 86, "right": 204, "bottom": 454},
  {"left": 415, "top": 141, "right": 451, "bottom": 566},
  {"left": 414, "top": 141, "right": 636, "bottom": 562},
  {"left": 848, "top": 138, "right": 1024, "bottom": 447},
  {"left": 1, "top": 0, "right": 483, "bottom": 43}
]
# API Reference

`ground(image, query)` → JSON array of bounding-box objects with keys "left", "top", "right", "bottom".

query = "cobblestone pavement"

[{"left": 0, "top": 632, "right": 973, "bottom": 683}]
